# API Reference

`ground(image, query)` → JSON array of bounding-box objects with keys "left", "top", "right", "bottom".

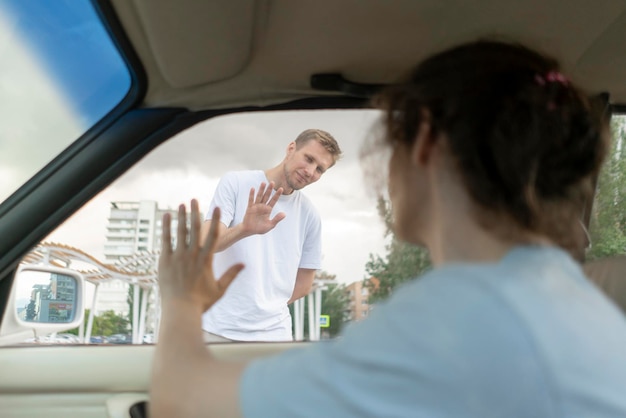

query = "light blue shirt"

[{"left": 240, "top": 246, "right": 626, "bottom": 417}]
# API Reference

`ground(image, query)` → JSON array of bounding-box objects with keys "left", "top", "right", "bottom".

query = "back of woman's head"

[{"left": 376, "top": 40, "right": 609, "bottom": 258}]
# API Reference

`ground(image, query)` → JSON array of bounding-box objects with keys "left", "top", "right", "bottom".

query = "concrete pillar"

[
  {"left": 138, "top": 287, "right": 149, "bottom": 344},
  {"left": 307, "top": 293, "right": 316, "bottom": 341},
  {"left": 293, "top": 298, "right": 303, "bottom": 341},
  {"left": 85, "top": 283, "right": 100, "bottom": 344},
  {"left": 132, "top": 283, "right": 140, "bottom": 344}
]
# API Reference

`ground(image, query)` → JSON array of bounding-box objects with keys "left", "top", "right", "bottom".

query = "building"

[
  {"left": 98, "top": 201, "right": 178, "bottom": 315},
  {"left": 345, "top": 278, "right": 379, "bottom": 321},
  {"left": 23, "top": 273, "right": 76, "bottom": 323},
  {"left": 104, "top": 201, "right": 168, "bottom": 263}
]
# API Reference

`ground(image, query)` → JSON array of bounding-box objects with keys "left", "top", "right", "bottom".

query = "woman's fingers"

[
  {"left": 176, "top": 204, "right": 187, "bottom": 253},
  {"left": 161, "top": 212, "right": 172, "bottom": 256},
  {"left": 204, "top": 207, "right": 221, "bottom": 258},
  {"left": 189, "top": 199, "right": 201, "bottom": 250},
  {"left": 160, "top": 200, "right": 240, "bottom": 310}
]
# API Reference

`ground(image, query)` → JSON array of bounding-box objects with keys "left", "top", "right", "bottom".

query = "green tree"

[
  {"left": 588, "top": 117, "right": 626, "bottom": 260},
  {"left": 319, "top": 282, "right": 350, "bottom": 337},
  {"left": 25, "top": 299, "right": 37, "bottom": 321},
  {"left": 290, "top": 271, "right": 350, "bottom": 339},
  {"left": 66, "top": 309, "right": 130, "bottom": 337},
  {"left": 93, "top": 309, "right": 130, "bottom": 336},
  {"left": 365, "top": 197, "right": 431, "bottom": 304}
]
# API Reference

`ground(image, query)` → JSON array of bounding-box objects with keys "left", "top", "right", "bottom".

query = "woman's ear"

[{"left": 411, "top": 110, "right": 436, "bottom": 166}]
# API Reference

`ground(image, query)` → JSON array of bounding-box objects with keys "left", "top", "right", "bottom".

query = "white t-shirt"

[
  {"left": 241, "top": 246, "right": 626, "bottom": 417},
  {"left": 202, "top": 170, "right": 322, "bottom": 341}
]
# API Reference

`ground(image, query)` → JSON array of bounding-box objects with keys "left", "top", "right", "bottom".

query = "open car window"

[
  {"left": 15, "top": 110, "right": 389, "bottom": 345},
  {"left": 0, "top": 0, "right": 131, "bottom": 205}
]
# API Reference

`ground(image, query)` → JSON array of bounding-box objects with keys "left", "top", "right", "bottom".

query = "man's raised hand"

[{"left": 242, "top": 181, "right": 286, "bottom": 235}]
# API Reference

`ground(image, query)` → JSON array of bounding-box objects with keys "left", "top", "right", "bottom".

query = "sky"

[{"left": 0, "top": 0, "right": 130, "bottom": 203}]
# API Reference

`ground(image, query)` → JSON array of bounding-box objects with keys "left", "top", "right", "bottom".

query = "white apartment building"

[
  {"left": 104, "top": 201, "right": 165, "bottom": 262},
  {"left": 97, "top": 201, "right": 178, "bottom": 316}
]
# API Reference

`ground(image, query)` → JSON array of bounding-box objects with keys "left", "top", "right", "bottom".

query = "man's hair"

[{"left": 294, "top": 129, "right": 342, "bottom": 163}]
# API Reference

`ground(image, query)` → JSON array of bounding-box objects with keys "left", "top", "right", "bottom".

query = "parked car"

[
  {"left": 89, "top": 335, "right": 108, "bottom": 344},
  {"left": 52, "top": 333, "right": 81, "bottom": 344},
  {"left": 107, "top": 333, "right": 131, "bottom": 344},
  {"left": 1, "top": 1, "right": 625, "bottom": 417}
]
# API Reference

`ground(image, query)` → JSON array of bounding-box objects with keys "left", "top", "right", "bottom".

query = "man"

[{"left": 200, "top": 129, "right": 341, "bottom": 342}]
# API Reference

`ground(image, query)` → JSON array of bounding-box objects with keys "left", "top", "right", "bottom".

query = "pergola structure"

[{"left": 21, "top": 242, "right": 332, "bottom": 343}]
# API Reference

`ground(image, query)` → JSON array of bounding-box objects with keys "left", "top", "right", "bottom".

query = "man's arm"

[
  {"left": 202, "top": 181, "right": 285, "bottom": 252},
  {"left": 151, "top": 200, "right": 247, "bottom": 418},
  {"left": 201, "top": 220, "right": 249, "bottom": 253},
  {"left": 288, "top": 268, "right": 316, "bottom": 304}
]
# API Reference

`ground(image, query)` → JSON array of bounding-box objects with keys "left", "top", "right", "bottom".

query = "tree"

[
  {"left": 290, "top": 271, "right": 350, "bottom": 339},
  {"left": 319, "top": 282, "right": 350, "bottom": 337},
  {"left": 93, "top": 309, "right": 131, "bottom": 336},
  {"left": 588, "top": 117, "right": 626, "bottom": 260},
  {"left": 25, "top": 299, "right": 38, "bottom": 321},
  {"left": 66, "top": 309, "right": 130, "bottom": 337},
  {"left": 365, "top": 197, "right": 431, "bottom": 304}
]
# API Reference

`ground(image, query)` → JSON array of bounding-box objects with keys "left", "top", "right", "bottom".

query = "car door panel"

[{"left": 0, "top": 343, "right": 301, "bottom": 417}]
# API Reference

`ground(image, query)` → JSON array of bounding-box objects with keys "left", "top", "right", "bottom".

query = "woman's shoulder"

[{"left": 385, "top": 245, "right": 582, "bottom": 317}]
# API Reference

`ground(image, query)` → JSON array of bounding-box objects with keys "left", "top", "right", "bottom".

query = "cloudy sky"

[{"left": 0, "top": 1, "right": 130, "bottom": 204}]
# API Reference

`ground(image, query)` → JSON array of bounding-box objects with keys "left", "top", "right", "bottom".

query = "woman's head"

[{"left": 373, "top": 40, "right": 609, "bottom": 258}]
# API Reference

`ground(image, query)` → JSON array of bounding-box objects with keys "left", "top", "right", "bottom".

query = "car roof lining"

[{"left": 109, "top": 0, "right": 626, "bottom": 110}]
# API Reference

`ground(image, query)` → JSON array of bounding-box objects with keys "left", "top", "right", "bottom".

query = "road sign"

[{"left": 320, "top": 315, "right": 330, "bottom": 328}]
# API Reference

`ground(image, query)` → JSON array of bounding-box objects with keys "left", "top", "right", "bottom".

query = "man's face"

[{"left": 283, "top": 140, "right": 335, "bottom": 191}]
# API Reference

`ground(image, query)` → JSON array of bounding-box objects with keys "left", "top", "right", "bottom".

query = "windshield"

[{"left": 0, "top": 0, "right": 131, "bottom": 204}]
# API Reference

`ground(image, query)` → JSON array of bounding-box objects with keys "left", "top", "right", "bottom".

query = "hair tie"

[{"left": 535, "top": 71, "right": 569, "bottom": 86}]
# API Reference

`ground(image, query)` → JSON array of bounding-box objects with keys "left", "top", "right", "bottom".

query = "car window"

[
  {"left": 0, "top": 0, "right": 131, "bottom": 204},
  {"left": 17, "top": 110, "right": 389, "bottom": 345}
]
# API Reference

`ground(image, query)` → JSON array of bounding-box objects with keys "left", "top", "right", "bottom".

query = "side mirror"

[
  {"left": 0, "top": 265, "right": 84, "bottom": 344},
  {"left": 15, "top": 267, "right": 83, "bottom": 325}
]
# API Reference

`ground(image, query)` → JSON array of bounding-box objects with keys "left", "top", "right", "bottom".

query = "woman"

[{"left": 151, "top": 40, "right": 626, "bottom": 417}]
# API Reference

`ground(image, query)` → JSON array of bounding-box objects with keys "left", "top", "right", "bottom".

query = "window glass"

[
  {"left": 0, "top": 0, "right": 131, "bottom": 204},
  {"left": 18, "top": 110, "right": 389, "bottom": 345}
]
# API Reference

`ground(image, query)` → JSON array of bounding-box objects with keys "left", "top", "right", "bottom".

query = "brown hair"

[
  {"left": 373, "top": 40, "right": 609, "bottom": 258},
  {"left": 295, "top": 129, "right": 342, "bottom": 164}
]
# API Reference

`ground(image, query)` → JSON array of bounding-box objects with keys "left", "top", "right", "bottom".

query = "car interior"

[{"left": 1, "top": 1, "right": 626, "bottom": 417}]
